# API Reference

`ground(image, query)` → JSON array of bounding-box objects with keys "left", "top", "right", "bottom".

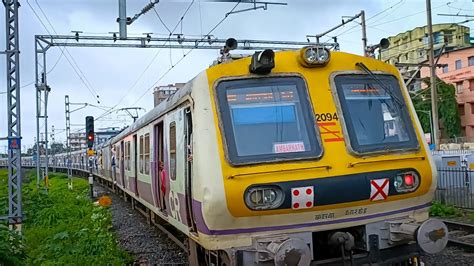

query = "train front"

[{"left": 194, "top": 45, "right": 447, "bottom": 265}]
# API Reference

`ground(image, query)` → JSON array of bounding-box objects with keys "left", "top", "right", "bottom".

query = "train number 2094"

[{"left": 315, "top": 112, "right": 338, "bottom": 122}]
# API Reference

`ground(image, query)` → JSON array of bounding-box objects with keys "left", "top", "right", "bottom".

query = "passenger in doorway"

[
  {"left": 159, "top": 161, "right": 167, "bottom": 210},
  {"left": 187, "top": 144, "right": 193, "bottom": 162},
  {"left": 111, "top": 149, "right": 116, "bottom": 185}
]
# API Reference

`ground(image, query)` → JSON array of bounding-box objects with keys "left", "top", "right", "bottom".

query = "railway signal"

[
  {"left": 85, "top": 116, "right": 95, "bottom": 199},
  {"left": 86, "top": 116, "right": 94, "bottom": 148}
]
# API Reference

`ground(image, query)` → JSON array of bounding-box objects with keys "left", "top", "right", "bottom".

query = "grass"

[
  {"left": 429, "top": 201, "right": 463, "bottom": 218},
  {"left": 0, "top": 169, "right": 132, "bottom": 265}
]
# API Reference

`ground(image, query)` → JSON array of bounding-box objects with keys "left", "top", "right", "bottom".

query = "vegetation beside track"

[
  {"left": 430, "top": 201, "right": 474, "bottom": 223},
  {"left": 0, "top": 169, "right": 131, "bottom": 265}
]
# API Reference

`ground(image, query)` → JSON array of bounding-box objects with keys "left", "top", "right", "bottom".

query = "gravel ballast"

[{"left": 94, "top": 185, "right": 188, "bottom": 265}]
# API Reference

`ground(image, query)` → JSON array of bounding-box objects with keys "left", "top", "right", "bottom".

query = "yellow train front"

[{"left": 190, "top": 45, "right": 448, "bottom": 265}]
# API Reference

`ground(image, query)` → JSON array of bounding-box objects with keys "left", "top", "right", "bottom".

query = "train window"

[
  {"left": 216, "top": 77, "right": 322, "bottom": 165},
  {"left": 334, "top": 74, "right": 419, "bottom": 154},
  {"left": 169, "top": 122, "right": 177, "bottom": 180},
  {"left": 125, "top": 141, "right": 130, "bottom": 171},
  {"left": 139, "top": 135, "right": 144, "bottom": 174},
  {"left": 144, "top": 133, "right": 150, "bottom": 175}
]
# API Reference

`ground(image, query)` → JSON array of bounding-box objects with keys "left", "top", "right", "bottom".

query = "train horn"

[
  {"left": 366, "top": 38, "right": 390, "bottom": 57},
  {"left": 379, "top": 38, "right": 390, "bottom": 49},
  {"left": 223, "top": 38, "right": 238, "bottom": 53}
]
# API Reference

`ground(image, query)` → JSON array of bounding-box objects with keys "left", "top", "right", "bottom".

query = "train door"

[
  {"left": 133, "top": 134, "right": 139, "bottom": 196},
  {"left": 154, "top": 122, "right": 166, "bottom": 213},
  {"left": 184, "top": 107, "right": 196, "bottom": 233},
  {"left": 165, "top": 109, "right": 189, "bottom": 233},
  {"left": 120, "top": 141, "right": 125, "bottom": 187}
]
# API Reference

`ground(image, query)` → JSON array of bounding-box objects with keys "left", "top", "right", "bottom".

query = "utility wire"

[
  {"left": 131, "top": 1, "right": 242, "bottom": 106},
  {"left": 153, "top": 7, "right": 172, "bottom": 34},
  {"left": 94, "top": 0, "right": 199, "bottom": 122},
  {"left": 28, "top": 0, "right": 100, "bottom": 104},
  {"left": 325, "top": 2, "right": 450, "bottom": 43},
  {"left": 34, "top": 0, "right": 100, "bottom": 100}
]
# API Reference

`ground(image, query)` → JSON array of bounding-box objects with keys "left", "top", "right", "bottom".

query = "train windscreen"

[
  {"left": 216, "top": 77, "right": 322, "bottom": 165},
  {"left": 334, "top": 74, "right": 419, "bottom": 154}
]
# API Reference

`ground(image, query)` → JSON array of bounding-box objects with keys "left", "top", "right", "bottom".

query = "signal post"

[{"left": 86, "top": 116, "right": 95, "bottom": 199}]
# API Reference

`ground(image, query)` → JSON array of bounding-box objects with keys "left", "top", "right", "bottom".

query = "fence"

[{"left": 435, "top": 167, "right": 474, "bottom": 209}]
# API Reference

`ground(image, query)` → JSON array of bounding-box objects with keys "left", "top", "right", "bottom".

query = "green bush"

[
  {"left": 0, "top": 224, "right": 26, "bottom": 266},
  {"left": 429, "top": 201, "right": 462, "bottom": 218},
  {"left": 0, "top": 169, "right": 132, "bottom": 265}
]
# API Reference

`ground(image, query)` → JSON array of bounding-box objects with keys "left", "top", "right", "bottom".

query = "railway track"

[{"left": 443, "top": 220, "right": 474, "bottom": 253}]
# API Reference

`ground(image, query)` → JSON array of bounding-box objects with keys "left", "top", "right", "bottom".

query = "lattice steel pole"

[
  {"left": 4, "top": 0, "right": 22, "bottom": 230},
  {"left": 35, "top": 36, "right": 49, "bottom": 187}
]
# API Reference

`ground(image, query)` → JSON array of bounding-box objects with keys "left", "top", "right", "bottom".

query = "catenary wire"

[
  {"left": 30, "top": 0, "right": 100, "bottom": 103},
  {"left": 93, "top": 0, "right": 200, "bottom": 122},
  {"left": 130, "top": 1, "right": 242, "bottom": 106}
]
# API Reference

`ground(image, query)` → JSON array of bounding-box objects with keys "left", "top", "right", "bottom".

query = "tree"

[
  {"left": 410, "top": 78, "right": 461, "bottom": 139},
  {"left": 50, "top": 143, "right": 66, "bottom": 154}
]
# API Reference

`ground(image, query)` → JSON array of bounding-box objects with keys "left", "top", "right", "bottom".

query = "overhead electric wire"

[
  {"left": 153, "top": 7, "right": 172, "bottom": 34},
  {"left": 325, "top": 2, "right": 450, "bottom": 43},
  {"left": 131, "top": 0, "right": 242, "bottom": 106},
  {"left": 34, "top": 0, "right": 100, "bottom": 100},
  {"left": 94, "top": 0, "right": 200, "bottom": 122},
  {"left": 28, "top": 0, "right": 100, "bottom": 103}
]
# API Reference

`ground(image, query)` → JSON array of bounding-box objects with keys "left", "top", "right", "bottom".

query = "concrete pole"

[
  {"left": 44, "top": 90, "right": 49, "bottom": 186},
  {"left": 426, "top": 0, "right": 440, "bottom": 149},
  {"left": 361, "top": 10, "right": 368, "bottom": 57},
  {"left": 118, "top": 0, "right": 127, "bottom": 39}
]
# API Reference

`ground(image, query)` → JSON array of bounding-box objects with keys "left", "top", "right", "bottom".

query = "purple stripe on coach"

[{"left": 191, "top": 200, "right": 431, "bottom": 235}]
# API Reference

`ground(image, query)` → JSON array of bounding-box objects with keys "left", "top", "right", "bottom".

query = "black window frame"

[
  {"left": 333, "top": 73, "right": 419, "bottom": 155},
  {"left": 468, "top": 56, "right": 474, "bottom": 67},
  {"left": 215, "top": 76, "right": 323, "bottom": 165},
  {"left": 455, "top": 59, "right": 462, "bottom": 70}
]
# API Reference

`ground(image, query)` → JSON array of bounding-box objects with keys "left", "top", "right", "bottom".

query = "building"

[
  {"left": 96, "top": 129, "right": 121, "bottom": 146},
  {"left": 69, "top": 132, "right": 86, "bottom": 151},
  {"left": 153, "top": 83, "right": 185, "bottom": 107},
  {"left": 420, "top": 46, "right": 474, "bottom": 138},
  {"left": 380, "top": 23, "right": 471, "bottom": 90},
  {"left": 69, "top": 129, "right": 121, "bottom": 150}
]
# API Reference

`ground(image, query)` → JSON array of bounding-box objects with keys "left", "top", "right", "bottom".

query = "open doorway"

[
  {"left": 154, "top": 122, "right": 166, "bottom": 214},
  {"left": 185, "top": 107, "right": 196, "bottom": 233}
]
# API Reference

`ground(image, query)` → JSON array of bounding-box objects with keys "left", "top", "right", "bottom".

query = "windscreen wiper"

[{"left": 355, "top": 62, "right": 405, "bottom": 107}]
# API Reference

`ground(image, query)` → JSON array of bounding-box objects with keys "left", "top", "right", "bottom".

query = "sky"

[{"left": 0, "top": 0, "right": 473, "bottom": 151}]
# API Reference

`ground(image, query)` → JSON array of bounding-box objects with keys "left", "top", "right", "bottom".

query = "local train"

[{"left": 3, "top": 41, "right": 449, "bottom": 265}]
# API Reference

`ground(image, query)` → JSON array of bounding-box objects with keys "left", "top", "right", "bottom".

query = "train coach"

[{"left": 11, "top": 40, "right": 449, "bottom": 265}]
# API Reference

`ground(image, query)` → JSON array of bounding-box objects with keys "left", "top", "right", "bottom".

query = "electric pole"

[
  {"left": 3, "top": 0, "right": 22, "bottom": 231},
  {"left": 361, "top": 10, "right": 368, "bottom": 57},
  {"left": 426, "top": 0, "right": 440, "bottom": 149},
  {"left": 65, "top": 95, "right": 73, "bottom": 189},
  {"left": 307, "top": 10, "right": 368, "bottom": 56}
]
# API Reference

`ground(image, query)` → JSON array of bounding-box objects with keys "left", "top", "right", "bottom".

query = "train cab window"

[
  {"left": 334, "top": 74, "right": 419, "bottom": 154},
  {"left": 169, "top": 122, "right": 177, "bottom": 180},
  {"left": 216, "top": 77, "right": 322, "bottom": 165},
  {"left": 144, "top": 134, "right": 150, "bottom": 175}
]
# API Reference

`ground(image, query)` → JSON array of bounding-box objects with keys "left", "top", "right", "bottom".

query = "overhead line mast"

[{"left": 2, "top": 0, "right": 22, "bottom": 231}]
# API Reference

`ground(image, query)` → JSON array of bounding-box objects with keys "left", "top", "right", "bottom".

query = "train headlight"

[
  {"left": 394, "top": 171, "right": 419, "bottom": 193},
  {"left": 299, "top": 46, "right": 330, "bottom": 67},
  {"left": 245, "top": 186, "right": 284, "bottom": 210}
]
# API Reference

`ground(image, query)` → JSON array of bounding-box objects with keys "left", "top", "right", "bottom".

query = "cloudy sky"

[{"left": 0, "top": 0, "right": 473, "bottom": 150}]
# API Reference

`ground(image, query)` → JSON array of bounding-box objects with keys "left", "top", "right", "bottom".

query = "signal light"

[
  {"left": 85, "top": 116, "right": 94, "bottom": 148},
  {"left": 394, "top": 171, "right": 419, "bottom": 193},
  {"left": 404, "top": 174, "right": 414, "bottom": 186}
]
